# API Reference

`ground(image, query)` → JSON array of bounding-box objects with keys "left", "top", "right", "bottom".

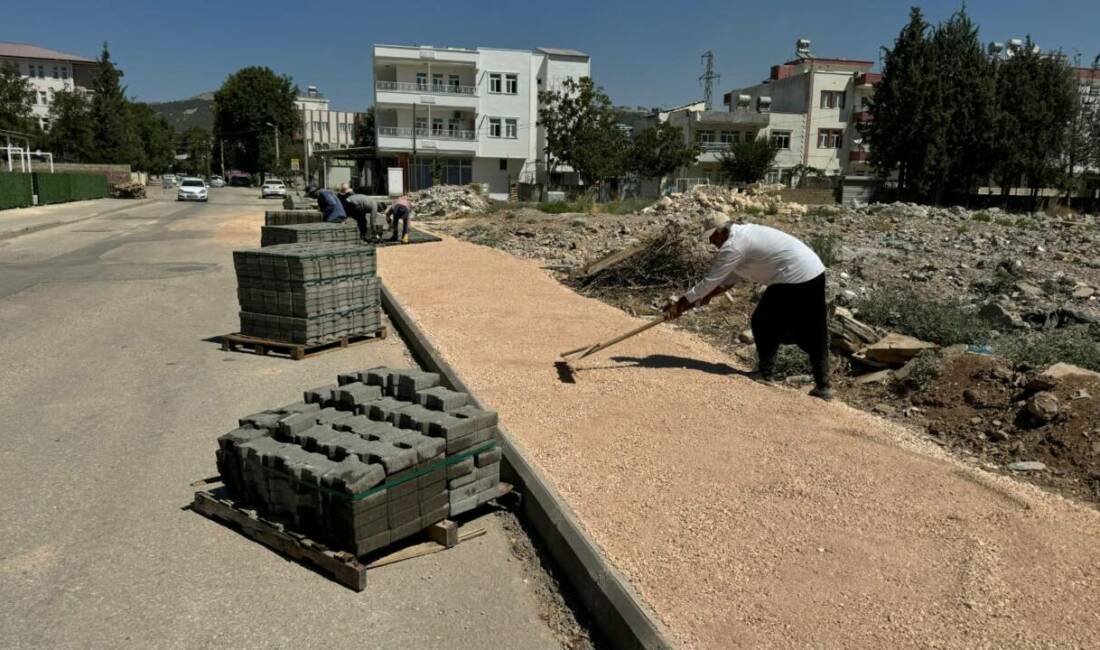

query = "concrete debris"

[
  {"left": 641, "top": 183, "right": 809, "bottom": 220},
  {"left": 409, "top": 184, "right": 490, "bottom": 218},
  {"left": 216, "top": 367, "right": 501, "bottom": 556},
  {"left": 829, "top": 307, "right": 881, "bottom": 355},
  {"left": 1029, "top": 363, "right": 1100, "bottom": 391},
  {"left": 1007, "top": 461, "right": 1048, "bottom": 472},
  {"left": 860, "top": 333, "right": 938, "bottom": 365},
  {"left": 1026, "top": 391, "right": 1061, "bottom": 422},
  {"left": 111, "top": 182, "right": 146, "bottom": 199}
]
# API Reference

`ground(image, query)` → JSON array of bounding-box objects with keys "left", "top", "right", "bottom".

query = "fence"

[
  {"left": 0, "top": 172, "right": 35, "bottom": 209},
  {"left": 34, "top": 172, "right": 110, "bottom": 205}
]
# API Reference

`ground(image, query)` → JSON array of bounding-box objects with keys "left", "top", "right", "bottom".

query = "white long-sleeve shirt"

[{"left": 684, "top": 224, "right": 825, "bottom": 303}]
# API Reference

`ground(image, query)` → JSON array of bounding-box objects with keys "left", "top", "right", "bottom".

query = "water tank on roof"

[
  {"left": 737, "top": 94, "right": 751, "bottom": 108},
  {"left": 757, "top": 96, "right": 772, "bottom": 112},
  {"left": 796, "top": 38, "right": 812, "bottom": 59}
]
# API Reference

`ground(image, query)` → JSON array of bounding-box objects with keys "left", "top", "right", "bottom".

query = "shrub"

[
  {"left": 855, "top": 290, "right": 990, "bottom": 346},
  {"left": 998, "top": 325, "right": 1100, "bottom": 372},
  {"left": 894, "top": 351, "right": 943, "bottom": 393},
  {"left": 535, "top": 201, "right": 576, "bottom": 214},
  {"left": 806, "top": 233, "right": 841, "bottom": 267},
  {"left": 600, "top": 197, "right": 654, "bottom": 215},
  {"left": 971, "top": 211, "right": 992, "bottom": 222}
]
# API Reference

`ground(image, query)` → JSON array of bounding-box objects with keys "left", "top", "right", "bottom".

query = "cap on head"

[{"left": 702, "top": 214, "right": 731, "bottom": 241}]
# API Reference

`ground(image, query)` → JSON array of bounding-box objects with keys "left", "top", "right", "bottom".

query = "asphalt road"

[{"left": 0, "top": 188, "right": 587, "bottom": 649}]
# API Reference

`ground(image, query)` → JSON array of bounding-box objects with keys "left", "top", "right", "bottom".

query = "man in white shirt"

[{"left": 666, "top": 215, "right": 832, "bottom": 400}]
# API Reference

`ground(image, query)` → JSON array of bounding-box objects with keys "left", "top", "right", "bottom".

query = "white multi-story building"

[
  {"left": 0, "top": 42, "right": 98, "bottom": 131},
  {"left": 371, "top": 44, "right": 590, "bottom": 198}
]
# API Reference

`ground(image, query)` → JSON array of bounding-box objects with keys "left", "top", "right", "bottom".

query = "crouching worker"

[
  {"left": 665, "top": 215, "right": 833, "bottom": 400},
  {"left": 384, "top": 195, "right": 413, "bottom": 243},
  {"left": 307, "top": 186, "right": 347, "bottom": 223}
]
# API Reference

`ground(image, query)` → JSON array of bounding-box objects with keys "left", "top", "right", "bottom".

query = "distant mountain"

[{"left": 149, "top": 92, "right": 215, "bottom": 133}]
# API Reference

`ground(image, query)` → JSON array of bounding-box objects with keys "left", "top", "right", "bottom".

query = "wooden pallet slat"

[{"left": 220, "top": 326, "right": 387, "bottom": 361}]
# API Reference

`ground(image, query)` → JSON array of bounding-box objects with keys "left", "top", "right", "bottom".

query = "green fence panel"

[
  {"left": 0, "top": 172, "right": 35, "bottom": 210},
  {"left": 33, "top": 172, "right": 110, "bottom": 204}
]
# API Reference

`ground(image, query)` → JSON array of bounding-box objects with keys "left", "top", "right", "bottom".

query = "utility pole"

[
  {"left": 411, "top": 103, "right": 417, "bottom": 192},
  {"left": 265, "top": 122, "right": 280, "bottom": 180},
  {"left": 220, "top": 139, "right": 226, "bottom": 180},
  {"left": 302, "top": 108, "right": 310, "bottom": 189},
  {"left": 700, "top": 51, "right": 720, "bottom": 111}
]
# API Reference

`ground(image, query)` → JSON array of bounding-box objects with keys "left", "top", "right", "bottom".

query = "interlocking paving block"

[
  {"left": 475, "top": 462, "right": 501, "bottom": 481},
  {"left": 353, "top": 530, "right": 391, "bottom": 556},
  {"left": 447, "top": 457, "right": 475, "bottom": 480},
  {"left": 303, "top": 384, "right": 339, "bottom": 406},
  {"left": 475, "top": 447, "right": 502, "bottom": 467},
  {"left": 416, "top": 386, "right": 469, "bottom": 412},
  {"left": 396, "top": 404, "right": 448, "bottom": 435},
  {"left": 420, "top": 504, "right": 449, "bottom": 529},
  {"left": 391, "top": 369, "right": 441, "bottom": 400},
  {"left": 390, "top": 517, "right": 425, "bottom": 544},
  {"left": 299, "top": 424, "right": 352, "bottom": 452},
  {"left": 238, "top": 411, "right": 283, "bottom": 430},
  {"left": 316, "top": 407, "right": 356, "bottom": 428},
  {"left": 449, "top": 404, "right": 499, "bottom": 429},
  {"left": 426, "top": 412, "right": 484, "bottom": 440},
  {"left": 447, "top": 426, "right": 496, "bottom": 455},
  {"left": 366, "top": 396, "right": 414, "bottom": 423},
  {"left": 336, "top": 372, "right": 360, "bottom": 386},
  {"left": 397, "top": 432, "right": 446, "bottom": 462},
  {"left": 448, "top": 471, "right": 478, "bottom": 490},
  {"left": 363, "top": 367, "right": 395, "bottom": 393},
  {"left": 335, "top": 382, "right": 383, "bottom": 409},
  {"left": 448, "top": 494, "right": 479, "bottom": 517}
]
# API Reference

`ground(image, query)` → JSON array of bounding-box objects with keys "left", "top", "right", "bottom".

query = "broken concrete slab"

[{"left": 860, "top": 333, "right": 938, "bottom": 365}]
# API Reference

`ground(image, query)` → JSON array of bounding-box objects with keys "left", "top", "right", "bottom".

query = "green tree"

[
  {"left": 538, "top": 77, "right": 629, "bottom": 191},
  {"left": 90, "top": 43, "right": 140, "bottom": 165},
  {"left": 627, "top": 121, "right": 699, "bottom": 182},
  {"left": 1092, "top": 57, "right": 1100, "bottom": 172},
  {"left": 353, "top": 106, "right": 375, "bottom": 147},
  {"left": 0, "top": 61, "right": 36, "bottom": 135},
  {"left": 178, "top": 126, "right": 212, "bottom": 177},
  {"left": 866, "top": 7, "right": 931, "bottom": 199},
  {"left": 718, "top": 137, "right": 778, "bottom": 184},
  {"left": 46, "top": 90, "right": 95, "bottom": 162},
  {"left": 129, "top": 101, "right": 175, "bottom": 173},
  {"left": 213, "top": 66, "right": 297, "bottom": 177},
  {"left": 993, "top": 38, "right": 1078, "bottom": 209}
]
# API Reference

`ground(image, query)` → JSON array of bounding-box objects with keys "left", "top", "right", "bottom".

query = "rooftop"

[
  {"left": 535, "top": 47, "right": 589, "bottom": 58},
  {"left": 0, "top": 42, "right": 95, "bottom": 63}
]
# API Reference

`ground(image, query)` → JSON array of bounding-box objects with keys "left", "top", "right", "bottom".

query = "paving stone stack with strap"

[
  {"left": 232, "top": 242, "right": 380, "bottom": 344},
  {"left": 264, "top": 209, "right": 324, "bottom": 226},
  {"left": 261, "top": 222, "right": 360, "bottom": 246},
  {"left": 215, "top": 367, "right": 501, "bottom": 556}
]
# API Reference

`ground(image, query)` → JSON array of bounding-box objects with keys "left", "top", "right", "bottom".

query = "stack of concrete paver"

[
  {"left": 215, "top": 367, "right": 501, "bottom": 556},
  {"left": 232, "top": 242, "right": 380, "bottom": 344},
  {"left": 264, "top": 209, "right": 323, "bottom": 226},
  {"left": 261, "top": 222, "right": 360, "bottom": 247}
]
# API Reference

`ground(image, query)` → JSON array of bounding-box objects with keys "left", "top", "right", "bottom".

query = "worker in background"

[
  {"left": 338, "top": 185, "right": 380, "bottom": 242},
  {"left": 384, "top": 195, "right": 413, "bottom": 244},
  {"left": 665, "top": 215, "right": 832, "bottom": 400},
  {"left": 307, "top": 186, "right": 346, "bottom": 223}
]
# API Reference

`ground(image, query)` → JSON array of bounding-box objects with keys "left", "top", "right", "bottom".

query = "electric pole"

[
  {"left": 700, "top": 51, "right": 720, "bottom": 110},
  {"left": 219, "top": 139, "right": 226, "bottom": 180}
]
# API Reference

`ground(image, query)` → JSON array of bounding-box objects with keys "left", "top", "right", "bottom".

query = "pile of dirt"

[
  {"left": 410, "top": 184, "right": 490, "bottom": 217},
  {"left": 642, "top": 183, "right": 809, "bottom": 220}
]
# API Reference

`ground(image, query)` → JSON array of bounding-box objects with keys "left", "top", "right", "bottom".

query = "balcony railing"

[
  {"left": 375, "top": 80, "right": 477, "bottom": 96},
  {"left": 852, "top": 110, "right": 873, "bottom": 124},
  {"left": 849, "top": 150, "right": 870, "bottom": 162},
  {"left": 377, "top": 126, "right": 476, "bottom": 141},
  {"left": 697, "top": 142, "right": 733, "bottom": 152}
]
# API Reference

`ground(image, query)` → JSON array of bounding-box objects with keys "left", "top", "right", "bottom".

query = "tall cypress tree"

[{"left": 90, "top": 43, "right": 139, "bottom": 165}]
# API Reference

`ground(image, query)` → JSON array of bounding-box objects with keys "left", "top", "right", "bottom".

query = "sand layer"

[{"left": 380, "top": 238, "right": 1100, "bottom": 649}]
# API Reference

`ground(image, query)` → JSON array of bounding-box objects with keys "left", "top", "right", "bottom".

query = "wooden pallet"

[
  {"left": 190, "top": 478, "right": 512, "bottom": 591},
  {"left": 220, "top": 327, "right": 387, "bottom": 361}
]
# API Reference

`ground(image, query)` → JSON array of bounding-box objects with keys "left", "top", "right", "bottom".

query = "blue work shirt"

[{"left": 316, "top": 189, "right": 347, "bottom": 222}]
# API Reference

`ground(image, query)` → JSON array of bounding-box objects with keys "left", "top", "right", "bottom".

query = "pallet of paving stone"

[
  {"left": 191, "top": 481, "right": 506, "bottom": 591},
  {"left": 220, "top": 326, "right": 387, "bottom": 361},
  {"left": 261, "top": 222, "right": 361, "bottom": 247},
  {"left": 237, "top": 276, "right": 381, "bottom": 319},
  {"left": 264, "top": 209, "right": 323, "bottom": 226},
  {"left": 233, "top": 243, "right": 377, "bottom": 282}
]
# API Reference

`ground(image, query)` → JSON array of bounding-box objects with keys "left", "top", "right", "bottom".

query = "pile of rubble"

[
  {"left": 642, "top": 184, "right": 809, "bottom": 220},
  {"left": 111, "top": 182, "right": 146, "bottom": 199},
  {"left": 410, "top": 184, "right": 491, "bottom": 218}
]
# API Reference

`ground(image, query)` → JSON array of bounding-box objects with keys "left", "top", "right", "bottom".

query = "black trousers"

[
  {"left": 390, "top": 205, "right": 410, "bottom": 240},
  {"left": 751, "top": 272, "right": 830, "bottom": 388}
]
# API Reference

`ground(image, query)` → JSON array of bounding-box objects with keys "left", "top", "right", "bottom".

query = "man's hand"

[{"left": 665, "top": 296, "right": 693, "bottom": 320}]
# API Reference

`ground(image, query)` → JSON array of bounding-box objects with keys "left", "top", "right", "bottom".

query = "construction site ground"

[
  {"left": 381, "top": 235, "right": 1100, "bottom": 649},
  {"left": 0, "top": 188, "right": 595, "bottom": 649}
]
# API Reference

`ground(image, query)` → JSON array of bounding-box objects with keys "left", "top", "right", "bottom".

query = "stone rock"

[
  {"left": 1028, "top": 363, "right": 1100, "bottom": 391},
  {"left": 1014, "top": 281, "right": 1043, "bottom": 298},
  {"left": 829, "top": 307, "right": 881, "bottom": 355},
  {"left": 1025, "top": 391, "right": 1060, "bottom": 422},
  {"left": 1072, "top": 285, "right": 1095, "bottom": 299},
  {"left": 861, "top": 333, "right": 938, "bottom": 365},
  {"left": 854, "top": 369, "right": 894, "bottom": 385},
  {"left": 1007, "top": 461, "right": 1047, "bottom": 472},
  {"left": 738, "top": 329, "right": 755, "bottom": 344},
  {"left": 978, "top": 302, "right": 1024, "bottom": 329}
]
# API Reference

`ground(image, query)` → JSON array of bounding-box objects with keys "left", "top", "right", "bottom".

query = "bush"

[
  {"left": 894, "top": 351, "right": 943, "bottom": 392},
  {"left": 855, "top": 290, "right": 990, "bottom": 346},
  {"left": 998, "top": 325, "right": 1100, "bottom": 372},
  {"left": 971, "top": 211, "right": 992, "bottom": 222},
  {"left": 806, "top": 233, "right": 840, "bottom": 267},
  {"left": 536, "top": 201, "right": 577, "bottom": 214}
]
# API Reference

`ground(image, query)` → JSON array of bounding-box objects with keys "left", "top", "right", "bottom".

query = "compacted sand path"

[{"left": 381, "top": 237, "right": 1100, "bottom": 649}]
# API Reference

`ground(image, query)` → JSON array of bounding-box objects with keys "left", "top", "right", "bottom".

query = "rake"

[{"left": 556, "top": 314, "right": 670, "bottom": 382}]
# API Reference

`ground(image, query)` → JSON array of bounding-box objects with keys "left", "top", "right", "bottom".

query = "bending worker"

[
  {"left": 309, "top": 186, "right": 347, "bottom": 223},
  {"left": 338, "top": 184, "right": 380, "bottom": 242},
  {"left": 666, "top": 215, "right": 832, "bottom": 400},
  {"left": 384, "top": 195, "right": 413, "bottom": 244}
]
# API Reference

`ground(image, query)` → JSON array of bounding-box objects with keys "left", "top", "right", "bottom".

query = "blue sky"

[{"left": 5, "top": 0, "right": 1099, "bottom": 110}]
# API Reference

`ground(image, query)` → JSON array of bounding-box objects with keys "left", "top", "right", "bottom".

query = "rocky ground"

[{"left": 411, "top": 184, "right": 1100, "bottom": 506}]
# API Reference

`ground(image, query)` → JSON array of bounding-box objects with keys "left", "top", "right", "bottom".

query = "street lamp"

[{"left": 265, "top": 122, "right": 280, "bottom": 164}]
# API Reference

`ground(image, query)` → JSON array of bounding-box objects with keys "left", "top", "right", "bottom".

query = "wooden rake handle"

[{"left": 560, "top": 314, "right": 669, "bottom": 361}]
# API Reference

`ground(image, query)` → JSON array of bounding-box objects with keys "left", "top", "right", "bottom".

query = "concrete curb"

[{"left": 381, "top": 283, "right": 675, "bottom": 650}]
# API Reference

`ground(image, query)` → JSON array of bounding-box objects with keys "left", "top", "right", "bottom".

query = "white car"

[
  {"left": 261, "top": 180, "right": 287, "bottom": 199},
  {"left": 177, "top": 177, "right": 208, "bottom": 202},
  {"left": 162, "top": 174, "right": 178, "bottom": 188},
  {"left": 208, "top": 176, "right": 226, "bottom": 188}
]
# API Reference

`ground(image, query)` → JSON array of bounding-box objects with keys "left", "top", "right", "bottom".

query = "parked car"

[
  {"left": 208, "top": 176, "right": 226, "bottom": 188},
  {"left": 228, "top": 173, "right": 252, "bottom": 187},
  {"left": 162, "top": 174, "right": 178, "bottom": 188},
  {"left": 177, "top": 177, "right": 209, "bottom": 202},
  {"left": 260, "top": 180, "right": 287, "bottom": 199}
]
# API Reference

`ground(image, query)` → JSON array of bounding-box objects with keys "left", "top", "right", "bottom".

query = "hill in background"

[{"left": 149, "top": 92, "right": 214, "bottom": 132}]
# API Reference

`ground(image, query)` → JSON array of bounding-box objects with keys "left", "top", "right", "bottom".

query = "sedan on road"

[
  {"left": 177, "top": 178, "right": 209, "bottom": 202},
  {"left": 260, "top": 180, "right": 287, "bottom": 199},
  {"left": 208, "top": 176, "right": 226, "bottom": 188}
]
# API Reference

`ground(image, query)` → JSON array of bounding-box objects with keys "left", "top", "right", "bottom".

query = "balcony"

[
  {"left": 375, "top": 80, "right": 479, "bottom": 109},
  {"left": 852, "top": 110, "right": 873, "bottom": 124},
  {"left": 698, "top": 142, "right": 732, "bottom": 152},
  {"left": 376, "top": 126, "right": 478, "bottom": 154},
  {"left": 855, "top": 72, "right": 882, "bottom": 87},
  {"left": 849, "top": 150, "right": 870, "bottom": 162}
]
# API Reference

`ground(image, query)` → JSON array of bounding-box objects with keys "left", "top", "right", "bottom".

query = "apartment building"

[
  {"left": 0, "top": 42, "right": 98, "bottom": 131},
  {"left": 371, "top": 44, "right": 590, "bottom": 198}
]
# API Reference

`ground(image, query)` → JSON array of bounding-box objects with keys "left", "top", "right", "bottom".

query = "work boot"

[
  {"left": 401, "top": 233, "right": 409, "bottom": 244},
  {"left": 809, "top": 385, "right": 834, "bottom": 401},
  {"left": 747, "top": 370, "right": 777, "bottom": 387}
]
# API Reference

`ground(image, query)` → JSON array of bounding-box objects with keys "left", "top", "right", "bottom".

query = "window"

[
  {"left": 415, "top": 72, "right": 427, "bottom": 90},
  {"left": 489, "top": 73, "right": 502, "bottom": 93},
  {"left": 820, "top": 90, "right": 846, "bottom": 109},
  {"left": 505, "top": 73, "right": 518, "bottom": 94},
  {"left": 499, "top": 158, "right": 508, "bottom": 171},
  {"left": 448, "top": 74, "right": 460, "bottom": 91},
  {"left": 488, "top": 117, "right": 502, "bottom": 137},
  {"left": 817, "top": 129, "right": 843, "bottom": 149},
  {"left": 447, "top": 118, "right": 459, "bottom": 136},
  {"left": 52, "top": 66, "right": 58, "bottom": 78},
  {"left": 770, "top": 130, "right": 792, "bottom": 150},
  {"left": 719, "top": 131, "right": 737, "bottom": 144},
  {"left": 695, "top": 129, "right": 715, "bottom": 143},
  {"left": 505, "top": 118, "right": 517, "bottom": 139},
  {"left": 432, "top": 73, "right": 443, "bottom": 90},
  {"left": 38, "top": 65, "right": 45, "bottom": 78},
  {"left": 431, "top": 118, "right": 443, "bottom": 135},
  {"left": 415, "top": 117, "right": 428, "bottom": 134},
  {"left": 39, "top": 91, "right": 47, "bottom": 105},
  {"left": 61, "top": 67, "right": 68, "bottom": 80}
]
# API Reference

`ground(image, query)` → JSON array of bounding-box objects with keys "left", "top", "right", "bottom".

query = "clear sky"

[{"left": 5, "top": 0, "right": 1099, "bottom": 110}]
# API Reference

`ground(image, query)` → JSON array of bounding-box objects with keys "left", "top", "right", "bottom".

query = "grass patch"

[
  {"left": 971, "top": 211, "right": 992, "bottom": 222},
  {"left": 894, "top": 351, "right": 943, "bottom": 393},
  {"left": 855, "top": 290, "right": 990, "bottom": 346},
  {"left": 806, "top": 233, "right": 841, "bottom": 267},
  {"left": 599, "top": 197, "right": 655, "bottom": 215},
  {"left": 998, "top": 325, "right": 1100, "bottom": 372}
]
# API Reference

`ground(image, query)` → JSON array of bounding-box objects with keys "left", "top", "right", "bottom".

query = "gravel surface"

[{"left": 381, "top": 237, "right": 1100, "bottom": 649}]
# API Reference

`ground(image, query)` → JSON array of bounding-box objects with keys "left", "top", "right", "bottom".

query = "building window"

[
  {"left": 505, "top": 118, "right": 517, "bottom": 138},
  {"left": 61, "top": 67, "right": 68, "bottom": 80},
  {"left": 39, "top": 91, "right": 47, "bottom": 105},
  {"left": 817, "top": 129, "right": 843, "bottom": 149},
  {"left": 432, "top": 73, "right": 443, "bottom": 91},
  {"left": 499, "top": 158, "right": 507, "bottom": 171},
  {"left": 489, "top": 73, "right": 502, "bottom": 93},
  {"left": 415, "top": 117, "right": 428, "bottom": 134},
  {"left": 431, "top": 118, "right": 443, "bottom": 135},
  {"left": 820, "top": 90, "right": 846, "bottom": 109},
  {"left": 719, "top": 131, "right": 737, "bottom": 144},
  {"left": 505, "top": 73, "right": 518, "bottom": 94},
  {"left": 52, "top": 66, "right": 59, "bottom": 79},
  {"left": 448, "top": 74, "right": 460, "bottom": 91},
  {"left": 415, "top": 72, "right": 427, "bottom": 91},
  {"left": 770, "top": 130, "right": 792, "bottom": 150},
  {"left": 695, "top": 129, "right": 715, "bottom": 143},
  {"left": 38, "top": 64, "right": 45, "bottom": 78},
  {"left": 447, "top": 118, "right": 459, "bottom": 136},
  {"left": 488, "top": 117, "right": 501, "bottom": 137},
  {"left": 765, "top": 170, "right": 781, "bottom": 184}
]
